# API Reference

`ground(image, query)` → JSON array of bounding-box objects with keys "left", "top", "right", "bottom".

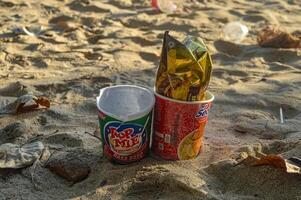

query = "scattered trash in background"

[
  {"left": 0, "top": 142, "right": 44, "bottom": 169},
  {"left": 0, "top": 94, "right": 50, "bottom": 115},
  {"left": 280, "top": 106, "right": 284, "bottom": 124},
  {"left": 151, "top": 0, "right": 177, "bottom": 14},
  {"left": 236, "top": 151, "right": 300, "bottom": 174},
  {"left": 223, "top": 22, "right": 249, "bottom": 43},
  {"left": 257, "top": 26, "right": 301, "bottom": 48},
  {"left": 22, "top": 25, "right": 44, "bottom": 37}
]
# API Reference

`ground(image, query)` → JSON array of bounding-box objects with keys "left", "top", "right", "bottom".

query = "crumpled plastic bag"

[
  {"left": 0, "top": 141, "right": 44, "bottom": 169},
  {"left": 155, "top": 31, "right": 213, "bottom": 101},
  {"left": 0, "top": 94, "right": 50, "bottom": 115},
  {"left": 257, "top": 26, "right": 300, "bottom": 48}
]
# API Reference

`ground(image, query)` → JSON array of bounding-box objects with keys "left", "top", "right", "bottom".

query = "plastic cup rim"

[{"left": 97, "top": 84, "right": 155, "bottom": 121}]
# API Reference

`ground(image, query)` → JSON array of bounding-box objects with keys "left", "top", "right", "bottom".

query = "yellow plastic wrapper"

[{"left": 155, "top": 31, "right": 213, "bottom": 101}]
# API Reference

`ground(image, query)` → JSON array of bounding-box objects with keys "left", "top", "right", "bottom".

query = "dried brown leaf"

[
  {"left": 241, "top": 153, "right": 300, "bottom": 174},
  {"left": 250, "top": 155, "right": 287, "bottom": 171},
  {"left": 0, "top": 94, "right": 50, "bottom": 115},
  {"left": 36, "top": 97, "right": 50, "bottom": 108},
  {"left": 257, "top": 26, "right": 300, "bottom": 48}
]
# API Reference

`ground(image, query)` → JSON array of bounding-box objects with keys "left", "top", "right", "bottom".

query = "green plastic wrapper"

[{"left": 155, "top": 31, "right": 213, "bottom": 101}]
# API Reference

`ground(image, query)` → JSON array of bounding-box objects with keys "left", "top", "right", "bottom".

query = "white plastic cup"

[{"left": 223, "top": 22, "right": 249, "bottom": 43}]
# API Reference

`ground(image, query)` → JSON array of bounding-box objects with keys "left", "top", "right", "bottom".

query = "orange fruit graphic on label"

[{"left": 177, "top": 128, "right": 204, "bottom": 160}]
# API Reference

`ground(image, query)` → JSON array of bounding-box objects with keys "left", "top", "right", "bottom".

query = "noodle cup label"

[
  {"left": 98, "top": 110, "right": 152, "bottom": 164},
  {"left": 96, "top": 85, "right": 155, "bottom": 164},
  {"left": 104, "top": 122, "right": 147, "bottom": 156},
  {"left": 152, "top": 92, "right": 214, "bottom": 160},
  {"left": 195, "top": 104, "right": 210, "bottom": 120}
]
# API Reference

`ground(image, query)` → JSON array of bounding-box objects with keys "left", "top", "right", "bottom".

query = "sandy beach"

[{"left": 0, "top": 0, "right": 300, "bottom": 199}]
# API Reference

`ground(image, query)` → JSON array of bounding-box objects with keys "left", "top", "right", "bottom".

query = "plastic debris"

[
  {"left": 155, "top": 31, "right": 212, "bottom": 101},
  {"left": 109, "top": 0, "right": 177, "bottom": 19},
  {"left": 223, "top": 22, "right": 248, "bottom": 43},
  {"left": 280, "top": 106, "right": 284, "bottom": 124},
  {"left": 0, "top": 142, "right": 44, "bottom": 169},
  {"left": 257, "top": 26, "right": 301, "bottom": 48},
  {"left": 151, "top": 0, "right": 177, "bottom": 14},
  {"left": 11, "top": 25, "right": 43, "bottom": 36},
  {"left": 22, "top": 25, "right": 43, "bottom": 36}
]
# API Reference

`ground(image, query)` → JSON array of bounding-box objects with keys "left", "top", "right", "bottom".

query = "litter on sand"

[
  {"left": 0, "top": 94, "right": 50, "bottom": 115},
  {"left": 236, "top": 151, "right": 300, "bottom": 174},
  {"left": 0, "top": 141, "right": 44, "bottom": 169},
  {"left": 257, "top": 26, "right": 301, "bottom": 48}
]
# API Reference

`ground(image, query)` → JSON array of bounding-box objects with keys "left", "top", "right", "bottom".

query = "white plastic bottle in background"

[
  {"left": 152, "top": 0, "right": 177, "bottom": 14},
  {"left": 223, "top": 22, "right": 249, "bottom": 43}
]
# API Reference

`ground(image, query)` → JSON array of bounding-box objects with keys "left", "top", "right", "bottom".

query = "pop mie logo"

[{"left": 104, "top": 122, "right": 146, "bottom": 155}]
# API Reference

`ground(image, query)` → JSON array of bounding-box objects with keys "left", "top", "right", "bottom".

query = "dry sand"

[{"left": 0, "top": 0, "right": 301, "bottom": 199}]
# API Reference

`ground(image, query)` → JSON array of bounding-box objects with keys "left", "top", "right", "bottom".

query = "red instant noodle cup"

[{"left": 152, "top": 91, "right": 214, "bottom": 160}]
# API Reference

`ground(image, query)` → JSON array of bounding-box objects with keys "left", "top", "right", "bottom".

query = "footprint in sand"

[
  {"left": 212, "top": 69, "right": 249, "bottom": 85},
  {"left": 267, "top": 62, "right": 295, "bottom": 71},
  {"left": 125, "top": 36, "right": 160, "bottom": 47},
  {"left": 112, "top": 66, "right": 156, "bottom": 87},
  {"left": 41, "top": 4, "right": 60, "bottom": 15},
  {"left": 109, "top": 0, "right": 133, "bottom": 9},
  {"left": 213, "top": 40, "right": 242, "bottom": 57},
  {"left": 113, "top": 50, "right": 157, "bottom": 69},
  {"left": 205, "top": 159, "right": 301, "bottom": 199},
  {"left": 262, "top": 140, "right": 301, "bottom": 155},
  {"left": 0, "top": 82, "right": 35, "bottom": 97},
  {"left": 67, "top": 0, "right": 109, "bottom": 13},
  {"left": 0, "top": 121, "right": 28, "bottom": 144},
  {"left": 126, "top": 167, "right": 208, "bottom": 199},
  {"left": 49, "top": 15, "right": 75, "bottom": 24},
  {"left": 243, "top": 14, "right": 268, "bottom": 23},
  {"left": 30, "top": 57, "right": 49, "bottom": 68},
  {"left": 232, "top": 111, "right": 301, "bottom": 139},
  {"left": 261, "top": 49, "right": 300, "bottom": 64},
  {"left": 34, "top": 76, "right": 112, "bottom": 99}
]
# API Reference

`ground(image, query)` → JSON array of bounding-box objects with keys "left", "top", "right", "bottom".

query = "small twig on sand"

[
  {"left": 84, "top": 131, "right": 101, "bottom": 141},
  {"left": 27, "top": 129, "right": 59, "bottom": 143},
  {"left": 233, "top": 158, "right": 246, "bottom": 167},
  {"left": 31, "top": 147, "right": 48, "bottom": 191},
  {"left": 31, "top": 158, "right": 40, "bottom": 190}
]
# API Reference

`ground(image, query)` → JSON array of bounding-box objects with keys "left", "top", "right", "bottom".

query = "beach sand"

[{"left": 0, "top": 0, "right": 300, "bottom": 199}]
